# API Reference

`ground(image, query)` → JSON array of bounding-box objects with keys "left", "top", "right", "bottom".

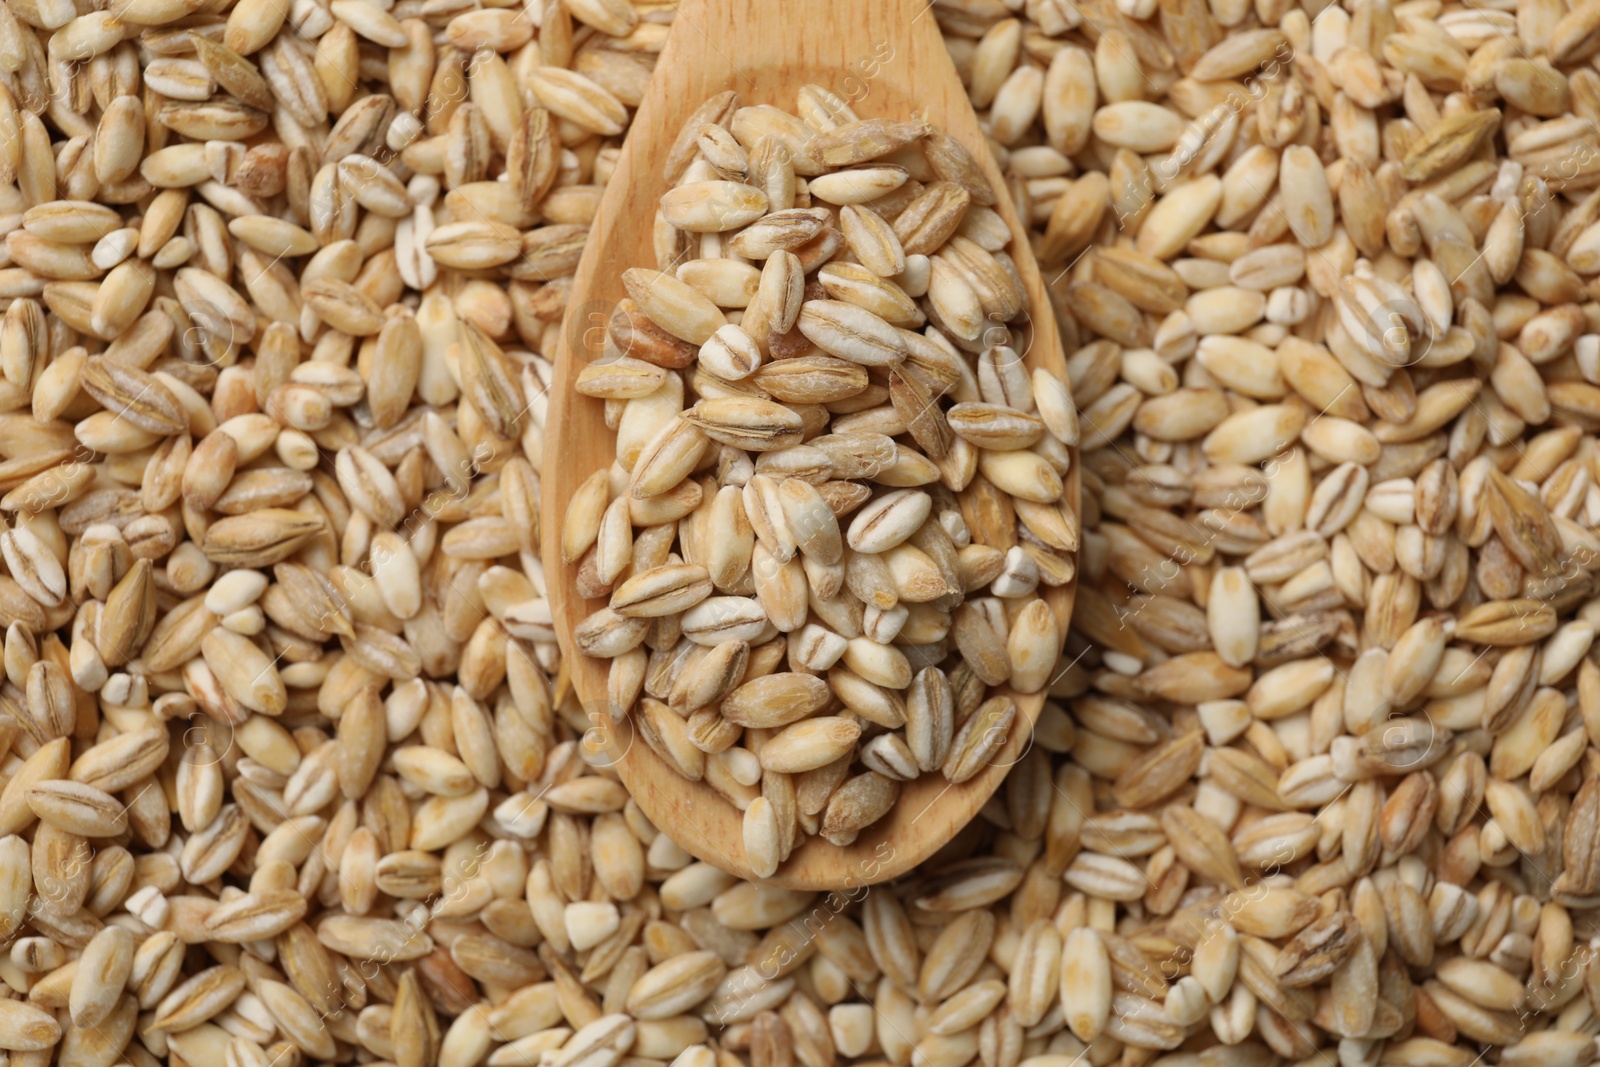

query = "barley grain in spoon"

[{"left": 544, "top": 0, "right": 1079, "bottom": 888}]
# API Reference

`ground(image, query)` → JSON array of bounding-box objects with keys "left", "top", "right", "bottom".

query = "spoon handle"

[{"left": 658, "top": 0, "right": 947, "bottom": 101}]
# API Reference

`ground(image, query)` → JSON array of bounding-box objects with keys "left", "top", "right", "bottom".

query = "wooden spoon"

[{"left": 543, "top": 0, "right": 1079, "bottom": 888}]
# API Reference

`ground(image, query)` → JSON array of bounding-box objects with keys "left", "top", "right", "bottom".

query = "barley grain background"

[{"left": 0, "top": 4, "right": 1596, "bottom": 1067}]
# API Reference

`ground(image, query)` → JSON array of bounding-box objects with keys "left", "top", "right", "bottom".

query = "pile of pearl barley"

[{"left": 7, "top": 4, "right": 1600, "bottom": 1067}]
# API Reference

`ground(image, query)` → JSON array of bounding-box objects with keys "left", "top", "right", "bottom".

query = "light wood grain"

[{"left": 542, "top": 0, "right": 1080, "bottom": 888}]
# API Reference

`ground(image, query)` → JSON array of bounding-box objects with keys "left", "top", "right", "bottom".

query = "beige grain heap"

[
  {"left": 567, "top": 92, "right": 1073, "bottom": 871},
  {"left": 4, "top": 2, "right": 1600, "bottom": 1067}
]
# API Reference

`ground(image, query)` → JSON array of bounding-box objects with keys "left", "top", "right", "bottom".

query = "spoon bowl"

[{"left": 543, "top": 0, "right": 1079, "bottom": 888}]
